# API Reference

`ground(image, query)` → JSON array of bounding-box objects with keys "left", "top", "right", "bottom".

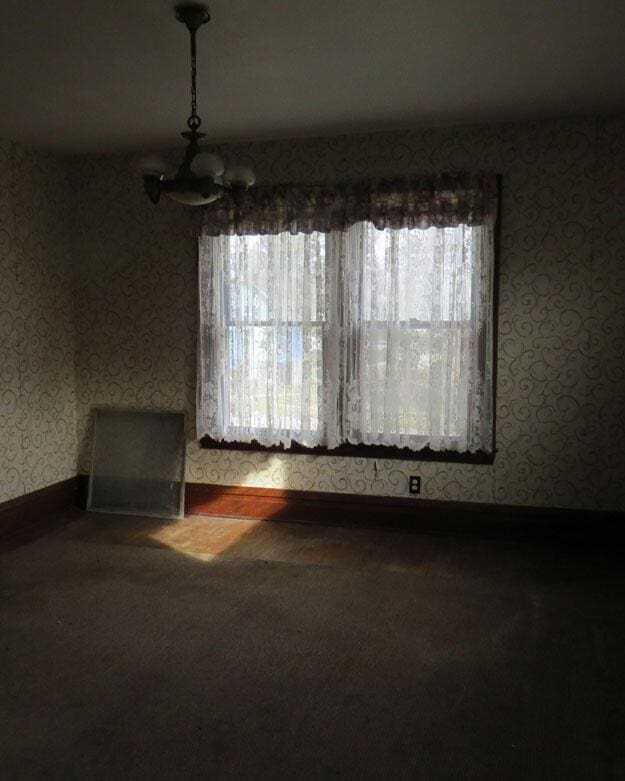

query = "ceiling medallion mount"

[
  {"left": 140, "top": 3, "right": 256, "bottom": 207},
  {"left": 175, "top": 3, "right": 210, "bottom": 32}
]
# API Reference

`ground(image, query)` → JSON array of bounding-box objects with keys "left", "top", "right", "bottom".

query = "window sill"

[{"left": 199, "top": 436, "right": 495, "bottom": 465}]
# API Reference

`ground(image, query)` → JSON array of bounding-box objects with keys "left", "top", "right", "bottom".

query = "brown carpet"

[{"left": 1, "top": 512, "right": 624, "bottom": 779}]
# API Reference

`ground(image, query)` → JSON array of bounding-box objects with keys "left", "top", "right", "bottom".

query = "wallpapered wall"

[
  {"left": 69, "top": 115, "right": 625, "bottom": 511},
  {"left": 0, "top": 141, "right": 78, "bottom": 503}
]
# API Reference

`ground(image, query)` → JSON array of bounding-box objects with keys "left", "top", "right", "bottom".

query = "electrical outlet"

[{"left": 409, "top": 475, "right": 421, "bottom": 495}]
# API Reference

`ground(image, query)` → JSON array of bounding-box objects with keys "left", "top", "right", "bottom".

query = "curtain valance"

[{"left": 199, "top": 173, "right": 499, "bottom": 236}]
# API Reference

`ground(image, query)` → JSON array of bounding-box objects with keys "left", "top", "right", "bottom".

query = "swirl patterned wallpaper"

[
  {"left": 0, "top": 141, "right": 78, "bottom": 503},
  {"left": 67, "top": 115, "right": 625, "bottom": 511},
  {"left": 2, "top": 116, "right": 623, "bottom": 511}
]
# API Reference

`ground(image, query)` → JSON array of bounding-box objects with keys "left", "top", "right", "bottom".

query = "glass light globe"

[
  {"left": 138, "top": 154, "right": 169, "bottom": 176},
  {"left": 191, "top": 152, "right": 225, "bottom": 179},
  {"left": 223, "top": 164, "right": 256, "bottom": 187},
  {"left": 165, "top": 191, "right": 222, "bottom": 206}
]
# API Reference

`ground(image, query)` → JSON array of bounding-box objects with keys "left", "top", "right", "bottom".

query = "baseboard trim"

[
  {"left": 0, "top": 477, "right": 78, "bottom": 540},
  {"left": 3, "top": 475, "right": 621, "bottom": 545},
  {"left": 185, "top": 482, "right": 625, "bottom": 542},
  {"left": 72, "top": 476, "right": 624, "bottom": 542}
]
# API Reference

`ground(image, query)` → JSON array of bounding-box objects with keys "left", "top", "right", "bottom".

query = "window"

[
  {"left": 197, "top": 175, "right": 498, "bottom": 459},
  {"left": 200, "top": 231, "right": 327, "bottom": 448}
]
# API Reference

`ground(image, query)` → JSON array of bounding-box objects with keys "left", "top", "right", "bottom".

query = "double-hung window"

[
  {"left": 197, "top": 176, "right": 498, "bottom": 458},
  {"left": 199, "top": 231, "right": 327, "bottom": 448}
]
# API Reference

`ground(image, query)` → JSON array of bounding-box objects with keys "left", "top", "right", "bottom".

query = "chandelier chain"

[{"left": 188, "top": 28, "right": 201, "bottom": 130}]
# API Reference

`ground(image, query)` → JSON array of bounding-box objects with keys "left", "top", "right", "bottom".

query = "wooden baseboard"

[
  {"left": 0, "top": 477, "right": 78, "bottom": 541},
  {"left": 4, "top": 475, "right": 621, "bottom": 546},
  {"left": 185, "top": 482, "right": 625, "bottom": 542},
  {"left": 72, "top": 476, "right": 624, "bottom": 542}
]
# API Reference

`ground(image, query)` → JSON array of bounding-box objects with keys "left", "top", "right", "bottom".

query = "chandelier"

[{"left": 140, "top": 3, "right": 256, "bottom": 206}]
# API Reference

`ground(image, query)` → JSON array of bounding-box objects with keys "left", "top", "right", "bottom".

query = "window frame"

[{"left": 200, "top": 177, "right": 501, "bottom": 464}]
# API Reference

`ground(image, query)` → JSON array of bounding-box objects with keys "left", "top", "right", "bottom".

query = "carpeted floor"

[{"left": 1, "top": 511, "right": 624, "bottom": 779}]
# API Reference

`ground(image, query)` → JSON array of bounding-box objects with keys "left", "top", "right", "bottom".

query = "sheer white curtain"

[
  {"left": 328, "top": 222, "right": 494, "bottom": 452},
  {"left": 197, "top": 231, "right": 327, "bottom": 447},
  {"left": 198, "top": 221, "right": 494, "bottom": 453}
]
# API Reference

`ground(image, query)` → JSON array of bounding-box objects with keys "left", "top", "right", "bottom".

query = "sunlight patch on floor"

[{"left": 60, "top": 510, "right": 440, "bottom": 574}]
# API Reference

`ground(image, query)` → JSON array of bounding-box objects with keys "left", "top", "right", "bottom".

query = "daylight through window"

[{"left": 198, "top": 218, "right": 495, "bottom": 455}]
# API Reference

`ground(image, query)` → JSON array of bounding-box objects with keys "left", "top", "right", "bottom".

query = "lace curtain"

[
  {"left": 198, "top": 215, "right": 495, "bottom": 453},
  {"left": 199, "top": 174, "right": 499, "bottom": 236},
  {"left": 197, "top": 232, "right": 327, "bottom": 447},
  {"left": 326, "top": 222, "right": 494, "bottom": 452}
]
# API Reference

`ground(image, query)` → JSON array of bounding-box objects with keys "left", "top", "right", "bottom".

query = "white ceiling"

[{"left": 1, "top": 0, "right": 624, "bottom": 154}]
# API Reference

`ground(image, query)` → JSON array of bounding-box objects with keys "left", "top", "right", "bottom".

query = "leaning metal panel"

[{"left": 87, "top": 408, "right": 186, "bottom": 519}]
